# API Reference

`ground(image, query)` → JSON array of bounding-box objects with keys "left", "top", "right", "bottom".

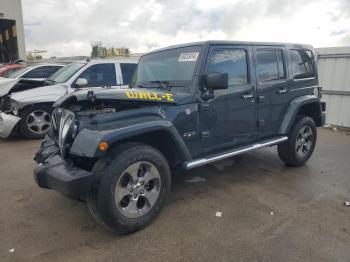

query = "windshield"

[
  {"left": 48, "top": 62, "right": 86, "bottom": 83},
  {"left": 133, "top": 45, "right": 202, "bottom": 87},
  {"left": 6, "top": 66, "right": 31, "bottom": 78}
]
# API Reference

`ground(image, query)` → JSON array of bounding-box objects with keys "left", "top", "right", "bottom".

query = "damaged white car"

[{"left": 0, "top": 59, "right": 138, "bottom": 139}]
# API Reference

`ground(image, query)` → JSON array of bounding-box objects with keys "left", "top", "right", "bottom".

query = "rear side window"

[
  {"left": 256, "top": 50, "right": 285, "bottom": 82},
  {"left": 289, "top": 49, "right": 315, "bottom": 79},
  {"left": 22, "top": 66, "right": 62, "bottom": 79},
  {"left": 207, "top": 49, "right": 248, "bottom": 86},
  {"left": 120, "top": 63, "right": 137, "bottom": 85},
  {"left": 77, "top": 63, "right": 116, "bottom": 87}
]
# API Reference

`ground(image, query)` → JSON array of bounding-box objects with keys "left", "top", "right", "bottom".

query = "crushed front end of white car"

[{"left": 0, "top": 111, "right": 20, "bottom": 138}]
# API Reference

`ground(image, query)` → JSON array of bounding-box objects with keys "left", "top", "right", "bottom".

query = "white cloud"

[{"left": 22, "top": 0, "right": 350, "bottom": 57}]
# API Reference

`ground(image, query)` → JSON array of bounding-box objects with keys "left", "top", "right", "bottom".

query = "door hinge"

[
  {"left": 199, "top": 103, "right": 210, "bottom": 111},
  {"left": 258, "top": 96, "right": 265, "bottom": 103},
  {"left": 201, "top": 131, "right": 210, "bottom": 138},
  {"left": 258, "top": 120, "right": 265, "bottom": 129}
]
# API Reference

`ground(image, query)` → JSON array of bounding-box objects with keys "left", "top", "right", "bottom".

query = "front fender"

[
  {"left": 279, "top": 95, "right": 322, "bottom": 134},
  {"left": 69, "top": 120, "right": 192, "bottom": 161}
]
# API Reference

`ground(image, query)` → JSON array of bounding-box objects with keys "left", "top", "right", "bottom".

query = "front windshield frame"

[
  {"left": 132, "top": 45, "right": 202, "bottom": 88},
  {"left": 5, "top": 66, "right": 31, "bottom": 78},
  {"left": 48, "top": 62, "right": 86, "bottom": 83}
]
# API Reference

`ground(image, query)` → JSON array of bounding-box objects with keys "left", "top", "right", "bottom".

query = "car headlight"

[
  {"left": 313, "top": 87, "right": 319, "bottom": 97},
  {"left": 12, "top": 105, "right": 18, "bottom": 116},
  {"left": 72, "top": 122, "right": 79, "bottom": 138},
  {"left": 61, "top": 115, "right": 73, "bottom": 140},
  {"left": 58, "top": 110, "right": 75, "bottom": 156}
]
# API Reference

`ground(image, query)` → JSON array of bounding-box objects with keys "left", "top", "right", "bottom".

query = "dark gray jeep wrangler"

[{"left": 34, "top": 41, "right": 326, "bottom": 234}]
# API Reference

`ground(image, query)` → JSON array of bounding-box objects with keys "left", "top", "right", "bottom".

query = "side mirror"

[
  {"left": 75, "top": 78, "right": 88, "bottom": 87},
  {"left": 205, "top": 72, "right": 228, "bottom": 90}
]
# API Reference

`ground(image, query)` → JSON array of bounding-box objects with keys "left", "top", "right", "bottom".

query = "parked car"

[
  {"left": 0, "top": 59, "right": 138, "bottom": 139},
  {"left": 0, "top": 63, "right": 64, "bottom": 83},
  {"left": 0, "top": 63, "right": 65, "bottom": 101},
  {"left": 0, "top": 63, "right": 25, "bottom": 77},
  {"left": 33, "top": 41, "right": 326, "bottom": 234}
]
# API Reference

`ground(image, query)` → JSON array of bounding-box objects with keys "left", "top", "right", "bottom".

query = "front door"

[{"left": 199, "top": 45, "right": 258, "bottom": 151}]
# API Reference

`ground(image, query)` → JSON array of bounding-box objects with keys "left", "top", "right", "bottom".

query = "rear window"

[
  {"left": 256, "top": 49, "right": 285, "bottom": 82},
  {"left": 289, "top": 49, "right": 315, "bottom": 79},
  {"left": 22, "top": 66, "right": 62, "bottom": 79}
]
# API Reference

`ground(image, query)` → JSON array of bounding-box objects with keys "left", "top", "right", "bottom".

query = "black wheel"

[
  {"left": 87, "top": 143, "right": 171, "bottom": 234},
  {"left": 278, "top": 116, "right": 317, "bottom": 166},
  {"left": 19, "top": 104, "right": 52, "bottom": 139}
]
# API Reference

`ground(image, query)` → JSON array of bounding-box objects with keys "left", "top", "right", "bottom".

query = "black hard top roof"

[{"left": 144, "top": 40, "right": 314, "bottom": 55}]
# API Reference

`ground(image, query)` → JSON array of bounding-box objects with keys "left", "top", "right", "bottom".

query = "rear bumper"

[
  {"left": 34, "top": 136, "right": 93, "bottom": 198},
  {"left": 0, "top": 112, "right": 20, "bottom": 138}
]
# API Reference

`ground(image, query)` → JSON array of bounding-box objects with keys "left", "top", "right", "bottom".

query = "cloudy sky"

[{"left": 22, "top": 0, "right": 350, "bottom": 57}]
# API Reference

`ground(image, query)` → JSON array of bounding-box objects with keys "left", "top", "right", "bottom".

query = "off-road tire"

[
  {"left": 19, "top": 104, "right": 52, "bottom": 139},
  {"left": 278, "top": 115, "right": 317, "bottom": 166},
  {"left": 87, "top": 143, "right": 171, "bottom": 234}
]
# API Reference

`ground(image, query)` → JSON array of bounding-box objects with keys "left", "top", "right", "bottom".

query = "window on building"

[
  {"left": 256, "top": 50, "right": 285, "bottom": 82},
  {"left": 77, "top": 63, "right": 116, "bottom": 87},
  {"left": 207, "top": 49, "right": 248, "bottom": 86},
  {"left": 289, "top": 49, "right": 315, "bottom": 79},
  {"left": 22, "top": 66, "right": 63, "bottom": 79},
  {"left": 120, "top": 63, "right": 137, "bottom": 85}
]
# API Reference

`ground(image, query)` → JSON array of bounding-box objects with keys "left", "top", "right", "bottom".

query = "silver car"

[{"left": 0, "top": 59, "right": 138, "bottom": 139}]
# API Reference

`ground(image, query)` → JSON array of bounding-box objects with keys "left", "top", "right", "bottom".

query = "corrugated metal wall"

[{"left": 317, "top": 46, "right": 350, "bottom": 127}]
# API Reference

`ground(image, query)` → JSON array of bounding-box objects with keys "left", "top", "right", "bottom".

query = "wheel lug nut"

[
  {"left": 134, "top": 194, "right": 137, "bottom": 198},
  {"left": 141, "top": 182, "right": 144, "bottom": 186},
  {"left": 129, "top": 188, "right": 133, "bottom": 193},
  {"left": 140, "top": 190, "right": 144, "bottom": 194},
  {"left": 134, "top": 180, "right": 138, "bottom": 185}
]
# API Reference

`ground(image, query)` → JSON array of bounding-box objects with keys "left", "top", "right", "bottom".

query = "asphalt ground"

[{"left": 0, "top": 128, "right": 350, "bottom": 262}]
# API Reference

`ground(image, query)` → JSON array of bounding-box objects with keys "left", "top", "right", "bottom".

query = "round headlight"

[
  {"left": 12, "top": 106, "right": 18, "bottom": 116},
  {"left": 61, "top": 115, "right": 73, "bottom": 140},
  {"left": 72, "top": 122, "right": 79, "bottom": 138},
  {"left": 313, "top": 87, "right": 319, "bottom": 97}
]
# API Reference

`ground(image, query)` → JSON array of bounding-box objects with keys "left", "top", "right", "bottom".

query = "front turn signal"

[{"left": 98, "top": 141, "right": 108, "bottom": 151}]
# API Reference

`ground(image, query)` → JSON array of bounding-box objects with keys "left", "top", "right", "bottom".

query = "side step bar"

[{"left": 185, "top": 136, "right": 288, "bottom": 169}]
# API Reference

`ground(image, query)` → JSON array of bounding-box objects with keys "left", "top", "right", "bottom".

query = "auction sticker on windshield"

[{"left": 178, "top": 52, "right": 199, "bottom": 62}]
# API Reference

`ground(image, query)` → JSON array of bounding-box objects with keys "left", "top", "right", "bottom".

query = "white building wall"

[
  {"left": 0, "top": 0, "right": 26, "bottom": 60},
  {"left": 316, "top": 47, "right": 350, "bottom": 128}
]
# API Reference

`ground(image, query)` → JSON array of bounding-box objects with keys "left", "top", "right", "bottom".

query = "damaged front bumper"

[
  {"left": 0, "top": 112, "right": 20, "bottom": 138},
  {"left": 34, "top": 136, "right": 94, "bottom": 198}
]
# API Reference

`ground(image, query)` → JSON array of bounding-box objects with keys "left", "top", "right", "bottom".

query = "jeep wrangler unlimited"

[{"left": 34, "top": 41, "right": 326, "bottom": 234}]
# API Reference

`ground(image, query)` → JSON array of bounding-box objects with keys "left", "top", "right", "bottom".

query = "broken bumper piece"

[
  {"left": 0, "top": 112, "right": 20, "bottom": 138},
  {"left": 34, "top": 137, "right": 94, "bottom": 198}
]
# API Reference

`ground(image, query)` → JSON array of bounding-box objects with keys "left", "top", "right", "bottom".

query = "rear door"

[
  {"left": 199, "top": 45, "right": 258, "bottom": 150},
  {"left": 254, "top": 46, "right": 289, "bottom": 136}
]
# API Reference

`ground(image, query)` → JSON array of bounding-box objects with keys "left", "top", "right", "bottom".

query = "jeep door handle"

[
  {"left": 277, "top": 88, "right": 287, "bottom": 94},
  {"left": 242, "top": 94, "right": 254, "bottom": 100}
]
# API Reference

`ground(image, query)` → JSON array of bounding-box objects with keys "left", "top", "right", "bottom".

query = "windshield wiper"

[
  {"left": 149, "top": 80, "right": 169, "bottom": 89},
  {"left": 45, "top": 79, "right": 56, "bottom": 85}
]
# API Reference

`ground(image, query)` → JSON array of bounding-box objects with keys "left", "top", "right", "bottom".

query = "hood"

[
  {"left": 55, "top": 87, "right": 194, "bottom": 107},
  {"left": 10, "top": 84, "right": 68, "bottom": 103},
  {"left": 0, "top": 78, "right": 20, "bottom": 96}
]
